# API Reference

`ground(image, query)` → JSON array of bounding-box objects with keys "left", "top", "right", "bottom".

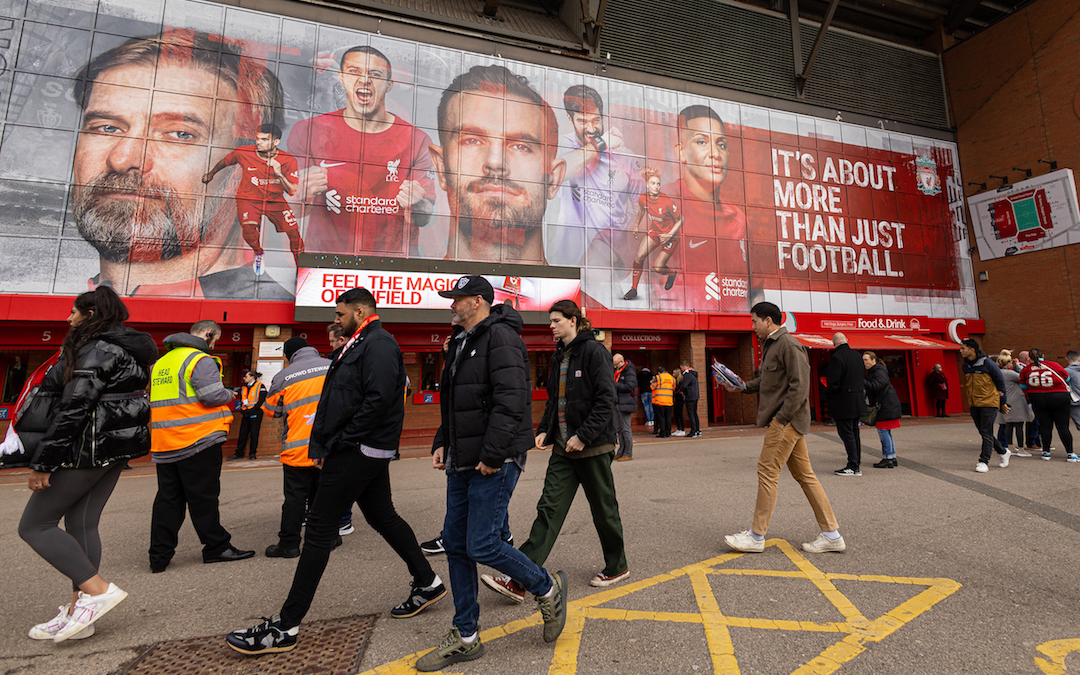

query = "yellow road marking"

[
  {"left": 1035, "top": 638, "right": 1080, "bottom": 674},
  {"left": 359, "top": 539, "right": 961, "bottom": 674}
]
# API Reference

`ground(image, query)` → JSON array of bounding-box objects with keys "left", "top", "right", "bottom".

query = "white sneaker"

[
  {"left": 53, "top": 583, "right": 127, "bottom": 642},
  {"left": 999, "top": 449, "right": 1012, "bottom": 468},
  {"left": 802, "top": 533, "right": 846, "bottom": 553},
  {"left": 1012, "top": 447, "right": 1032, "bottom": 457},
  {"left": 646, "top": 421, "right": 654, "bottom": 427},
  {"left": 975, "top": 462, "right": 989, "bottom": 473},
  {"left": 28, "top": 605, "right": 94, "bottom": 641},
  {"left": 672, "top": 430, "right": 686, "bottom": 437},
  {"left": 253, "top": 253, "right": 265, "bottom": 277},
  {"left": 724, "top": 530, "right": 764, "bottom": 553}
]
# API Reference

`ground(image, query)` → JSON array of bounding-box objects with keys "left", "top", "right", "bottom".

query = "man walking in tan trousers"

[{"left": 721, "top": 301, "right": 847, "bottom": 554}]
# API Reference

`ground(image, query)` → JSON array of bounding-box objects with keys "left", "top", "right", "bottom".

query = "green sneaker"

[
  {"left": 535, "top": 570, "right": 567, "bottom": 643},
  {"left": 415, "top": 626, "right": 484, "bottom": 672}
]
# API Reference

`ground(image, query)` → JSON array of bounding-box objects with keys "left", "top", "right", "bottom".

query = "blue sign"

[
  {"left": 0, "top": 407, "right": 9, "bottom": 420},
  {"left": 423, "top": 394, "right": 434, "bottom": 404}
]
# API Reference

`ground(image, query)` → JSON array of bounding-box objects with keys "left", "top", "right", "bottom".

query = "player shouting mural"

[{"left": 288, "top": 46, "right": 436, "bottom": 256}]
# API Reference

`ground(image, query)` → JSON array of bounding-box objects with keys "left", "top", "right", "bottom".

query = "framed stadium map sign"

[{"left": 968, "top": 168, "right": 1080, "bottom": 260}]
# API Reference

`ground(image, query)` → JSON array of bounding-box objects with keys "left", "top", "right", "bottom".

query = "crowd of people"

[{"left": 5, "top": 284, "right": 1079, "bottom": 668}]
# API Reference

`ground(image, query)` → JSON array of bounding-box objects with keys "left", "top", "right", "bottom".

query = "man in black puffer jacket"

[
  {"left": 419, "top": 275, "right": 567, "bottom": 671},
  {"left": 481, "top": 299, "right": 628, "bottom": 603},
  {"left": 227, "top": 288, "right": 443, "bottom": 657}
]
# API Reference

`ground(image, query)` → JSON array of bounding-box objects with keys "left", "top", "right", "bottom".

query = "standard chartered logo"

[
  {"left": 325, "top": 189, "right": 342, "bottom": 214},
  {"left": 705, "top": 273, "right": 748, "bottom": 301},
  {"left": 705, "top": 273, "right": 722, "bottom": 301}
]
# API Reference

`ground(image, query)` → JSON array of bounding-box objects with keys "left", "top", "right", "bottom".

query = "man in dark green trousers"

[{"left": 481, "top": 299, "right": 629, "bottom": 601}]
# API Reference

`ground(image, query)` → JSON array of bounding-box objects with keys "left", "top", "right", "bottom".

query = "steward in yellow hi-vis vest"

[
  {"left": 148, "top": 322, "right": 253, "bottom": 573},
  {"left": 262, "top": 337, "right": 331, "bottom": 557}
]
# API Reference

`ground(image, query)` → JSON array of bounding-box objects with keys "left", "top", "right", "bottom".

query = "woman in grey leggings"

[{"left": 14, "top": 287, "right": 157, "bottom": 643}]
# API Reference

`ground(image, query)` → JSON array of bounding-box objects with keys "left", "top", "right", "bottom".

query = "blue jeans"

[
  {"left": 877, "top": 428, "right": 896, "bottom": 459},
  {"left": 443, "top": 462, "right": 551, "bottom": 636},
  {"left": 641, "top": 392, "right": 653, "bottom": 423}
]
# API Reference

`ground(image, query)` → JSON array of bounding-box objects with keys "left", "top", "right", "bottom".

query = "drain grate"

[{"left": 122, "top": 614, "right": 376, "bottom": 675}]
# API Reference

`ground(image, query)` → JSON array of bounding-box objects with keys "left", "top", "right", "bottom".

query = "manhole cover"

[{"left": 122, "top": 614, "right": 376, "bottom": 675}]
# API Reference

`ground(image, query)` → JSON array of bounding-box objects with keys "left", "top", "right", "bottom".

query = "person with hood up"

[
  {"left": 17, "top": 287, "right": 157, "bottom": 642},
  {"left": 481, "top": 299, "right": 628, "bottom": 605},
  {"left": 417, "top": 275, "right": 567, "bottom": 672},
  {"left": 148, "top": 319, "right": 253, "bottom": 573}
]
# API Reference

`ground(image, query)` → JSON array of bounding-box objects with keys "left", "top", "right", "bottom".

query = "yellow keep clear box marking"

[{"left": 361, "top": 538, "right": 961, "bottom": 675}]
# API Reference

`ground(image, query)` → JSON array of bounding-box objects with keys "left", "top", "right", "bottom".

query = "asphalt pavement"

[{"left": 1, "top": 418, "right": 1079, "bottom": 675}]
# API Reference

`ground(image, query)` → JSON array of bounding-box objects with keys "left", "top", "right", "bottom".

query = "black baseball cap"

[{"left": 438, "top": 275, "right": 494, "bottom": 304}]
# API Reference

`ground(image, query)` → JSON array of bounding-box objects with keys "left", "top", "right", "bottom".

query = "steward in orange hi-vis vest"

[
  {"left": 264, "top": 343, "right": 329, "bottom": 468},
  {"left": 262, "top": 337, "right": 331, "bottom": 556}
]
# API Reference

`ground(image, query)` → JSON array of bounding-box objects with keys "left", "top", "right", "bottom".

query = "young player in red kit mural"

[
  {"left": 203, "top": 124, "right": 304, "bottom": 276},
  {"left": 664, "top": 105, "right": 748, "bottom": 312},
  {"left": 287, "top": 46, "right": 435, "bottom": 256},
  {"left": 623, "top": 166, "right": 683, "bottom": 300}
]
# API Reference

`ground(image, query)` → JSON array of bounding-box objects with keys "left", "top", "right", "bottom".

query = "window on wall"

[
  {"left": 421, "top": 353, "right": 441, "bottom": 391},
  {"left": 1, "top": 354, "right": 29, "bottom": 403}
]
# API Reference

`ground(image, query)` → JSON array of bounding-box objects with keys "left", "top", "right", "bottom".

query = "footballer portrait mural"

[{"left": 0, "top": 0, "right": 976, "bottom": 318}]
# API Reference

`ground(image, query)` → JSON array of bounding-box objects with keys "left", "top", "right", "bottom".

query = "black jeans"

[
  {"left": 685, "top": 399, "right": 700, "bottom": 435},
  {"left": 150, "top": 444, "right": 232, "bottom": 565},
  {"left": 1029, "top": 391, "right": 1074, "bottom": 455},
  {"left": 236, "top": 413, "right": 263, "bottom": 457},
  {"left": 835, "top": 418, "right": 862, "bottom": 469},
  {"left": 655, "top": 406, "right": 672, "bottom": 437},
  {"left": 673, "top": 399, "right": 684, "bottom": 431},
  {"left": 279, "top": 448, "right": 434, "bottom": 629},
  {"left": 1026, "top": 419, "right": 1041, "bottom": 447},
  {"left": 998, "top": 422, "right": 1024, "bottom": 448},
  {"left": 935, "top": 400, "right": 947, "bottom": 416},
  {"left": 971, "top": 407, "right": 1006, "bottom": 464},
  {"left": 279, "top": 465, "right": 321, "bottom": 549}
]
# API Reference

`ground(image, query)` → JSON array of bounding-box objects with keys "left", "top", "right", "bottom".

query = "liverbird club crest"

[{"left": 915, "top": 155, "right": 941, "bottom": 196}]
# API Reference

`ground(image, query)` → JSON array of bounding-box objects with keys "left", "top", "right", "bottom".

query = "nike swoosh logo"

[
  {"left": 319, "top": 161, "right": 346, "bottom": 168},
  {"left": 689, "top": 240, "right": 707, "bottom": 249}
]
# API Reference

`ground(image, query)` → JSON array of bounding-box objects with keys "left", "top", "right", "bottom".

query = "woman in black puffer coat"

[
  {"left": 16, "top": 286, "right": 157, "bottom": 643},
  {"left": 863, "top": 351, "right": 903, "bottom": 468}
]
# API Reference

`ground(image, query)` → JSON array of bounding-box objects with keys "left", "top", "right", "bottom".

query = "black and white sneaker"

[
  {"left": 421, "top": 533, "right": 511, "bottom": 556},
  {"left": 391, "top": 577, "right": 447, "bottom": 618},
  {"left": 225, "top": 615, "right": 298, "bottom": 655},
  {"left": 834, "top": 467, "right": 862, "bottom": 477},
  {"left": 420, "top": 536, "right": 444, "bottom": 555}
]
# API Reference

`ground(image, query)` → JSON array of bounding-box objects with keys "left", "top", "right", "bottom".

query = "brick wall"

[{"left": 942, "top": 0, "right": 1080, "bottom": 360}]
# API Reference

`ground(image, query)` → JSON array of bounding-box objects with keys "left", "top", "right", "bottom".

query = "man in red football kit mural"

[
  {"left": 288, "top": 46, "right": 435, "bottom": 256},
  {"left": 202, "top": 124, "right": 304, "bottom": 275},
  {"left": 623, "top": 166, "right": 683, "bottom": 300},
  {"left": 663, "top": 105, "right": 748, "bottom": 312},
  {"left": 429, "top": 65, "right": 566, "bottom": 265}
]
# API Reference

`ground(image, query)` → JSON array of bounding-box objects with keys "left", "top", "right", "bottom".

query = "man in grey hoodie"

[
  {"left": 148, "top": 320, "right": 254, "bottom": 573},
  {"left": 1067, "top": 351, "right": 1080, "bottom": 431}
]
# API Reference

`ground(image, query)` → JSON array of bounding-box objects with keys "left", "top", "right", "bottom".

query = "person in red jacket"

[{"left": 1019, "top": 348, "right": 1075, "bottom": 462}]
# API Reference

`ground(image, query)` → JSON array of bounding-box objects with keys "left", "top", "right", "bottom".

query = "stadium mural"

[{"left": 0, "top": 0, "right": 977, "bottom": 318}]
